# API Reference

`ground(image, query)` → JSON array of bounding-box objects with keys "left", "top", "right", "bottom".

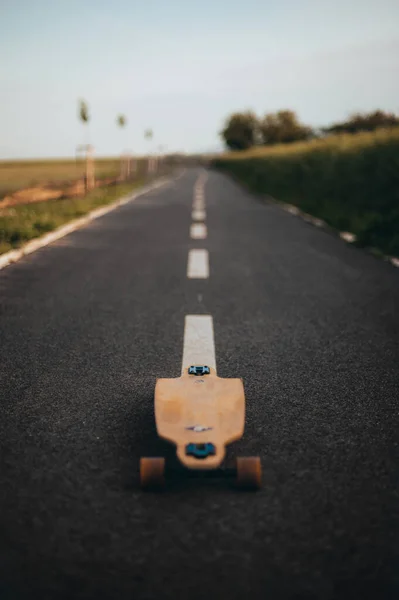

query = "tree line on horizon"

[{"left": 220, "top": 109, "right": 399, "bottom": 151}]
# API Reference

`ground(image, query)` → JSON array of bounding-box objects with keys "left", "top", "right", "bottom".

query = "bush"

[
  {"left": 212, "top": 128, "right": 399, "bottom": 257},
  {"left": 323, "top": 110, "right": 399, "bottom": 135}
]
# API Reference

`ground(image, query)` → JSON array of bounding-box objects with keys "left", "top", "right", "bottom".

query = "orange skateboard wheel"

[
  {"left": 140, "top": 457, "right": 166, "bottom": 490},
  {"left": 236, "top": 457, "right": 262, "bottom": 490}
]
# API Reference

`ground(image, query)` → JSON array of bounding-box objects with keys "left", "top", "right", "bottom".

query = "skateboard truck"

[
  {"left": 186, "top": 442, "right": 216, "bottom": 459},
  {"left": 188, "top": 365, "right": 210, "bottom": 376}
]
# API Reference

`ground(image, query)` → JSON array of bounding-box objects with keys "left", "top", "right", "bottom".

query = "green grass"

[
  {"left": 0, "top": 157, "right": 147, "bottom": 198},
  {"left": 212, "top": 127, "right": 399, "bottom": 257},
  {"left": 0, "top": 179, "right": 148, "bottom": 255}
]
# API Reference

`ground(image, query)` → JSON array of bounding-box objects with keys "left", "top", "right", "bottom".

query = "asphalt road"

[{"left": 1, "top": 168, "right": 398, "bottom": 600}]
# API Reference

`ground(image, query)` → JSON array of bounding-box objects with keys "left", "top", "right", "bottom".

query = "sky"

[{"left": 1, "top": 0, "right": 399, "bottom": 159}]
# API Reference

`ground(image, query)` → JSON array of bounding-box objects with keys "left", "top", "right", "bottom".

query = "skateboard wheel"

[
  {"left": 140, "top": 457, "right": 165, "bottom": 490},
  {"left": 236, "top": 457, "right": 262, "bottom": 490}
]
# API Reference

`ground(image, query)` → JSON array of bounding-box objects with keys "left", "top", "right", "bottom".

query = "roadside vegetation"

[
  {"left": 220, "top": 109, "right": 399, "bottom": 151},
  {"left": 0, "top": 158, "right": 145, "bottom": 199},
  {"left": 0, "top": 179, "right": 148, "bottom": 255},
  {"left": 0, "top": 97, "right": 168, "bottom": 256},
  {"left": 215, "top": 110, "right": 399, "bottom": 257}
]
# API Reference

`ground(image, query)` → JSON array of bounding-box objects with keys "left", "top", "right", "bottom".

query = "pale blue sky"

[{"left": 1, "top": 0, "right": 399, "bottom": 158}]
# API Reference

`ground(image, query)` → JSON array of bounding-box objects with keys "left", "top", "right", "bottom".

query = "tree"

[
  {"left": 116, "top": 114, "right": 128, "bottom": 179},
  {"left": 76, "top": 100, "right": 93, "bottom": 190},
  {"left": 78, "top": 99, "right": 90, "bottom": 145},
  {"left": 144, "top": 129, "right": 155, "bottom": 173},
  {"left": 323, "top": 110, "right": 399, "bottom": 135},
  {"left": 261, "top": 110, "right": 313, "bottom": 145},
  {"left": 259, "top": 113, "right": 281, "bottom": 145},
  {"left": 78, "top": 99, "right": 89, "bottom": 125},
  {"left": 117, "top": 114, "right": 127, "bottom": 128},
  {"left": 220, "top": 111, "right": 259, "bottom": 151}
]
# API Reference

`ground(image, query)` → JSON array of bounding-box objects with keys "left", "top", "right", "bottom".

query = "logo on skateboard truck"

[
  {"left": 186, "top": 425, "right": 213, "bottom": 432},
  {"left": 186, "top": 443, "right": 216, "bottom": 459},
  {"left": 188, "top": 365, "right": 210, "bottom": 376}
]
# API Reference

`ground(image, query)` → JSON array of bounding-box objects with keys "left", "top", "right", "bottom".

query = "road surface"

[{"left": 1, "top": 168, "right": 398, "bottom": 599}]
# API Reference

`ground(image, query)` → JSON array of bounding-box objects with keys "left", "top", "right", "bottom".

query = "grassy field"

[
  {"left": 0, "top": 178, "right": 149, "bottom": 255},
  {"left": 0, "top": 158, "right": 147, "bottom": 199},
  {"left": 212, "top": 127, "right": 399, "bottom": 257}
]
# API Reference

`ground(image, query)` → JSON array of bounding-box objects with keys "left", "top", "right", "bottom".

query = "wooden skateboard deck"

[{"left": 154, "top": 366, "right": 245, "bottom": 469}]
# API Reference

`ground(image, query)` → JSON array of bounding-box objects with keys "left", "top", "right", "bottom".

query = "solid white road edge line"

[
  {"left": 0, "top": 175, "right": 175, "bottom": 272},
  {"left": 181, "top": 315, "right": 216, "bottom": 374},
  {"left": 282, "top": 202, "right": 399, "bottom": 267},
  {"left": 187, "top": 249, "right": 209, "bottom": 279}
]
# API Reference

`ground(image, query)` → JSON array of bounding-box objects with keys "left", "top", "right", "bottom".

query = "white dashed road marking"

[
  {"left": 192, "top": 172, "right": 207, "bottom": 217},
  {"left": 192, "top": 209, "right": 206, "bottom": 221},
  {"left": 193, "top": 198, "right": 205, "bottom": 210},
  {"left": 181, "top": 315, "right": 216, "bottom": 373},
  {"left": 187, "top": 249, "right": 209, "bottom": 279},
  {"left": 190, "top": 223, "right": 207, "bottom": 240}
]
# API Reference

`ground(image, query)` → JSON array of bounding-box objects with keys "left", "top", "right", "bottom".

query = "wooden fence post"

[{"left": 86, "top": 145, "right": 95, "bottom": 191}]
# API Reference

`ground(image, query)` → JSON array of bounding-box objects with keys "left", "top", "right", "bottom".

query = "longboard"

[{"left": 140, "top": 365, "right": 261, "bottom": 490}]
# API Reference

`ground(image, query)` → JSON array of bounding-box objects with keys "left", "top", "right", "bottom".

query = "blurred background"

[{"left": 1, "top": 0, "right": 399, "bottom": 256}]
